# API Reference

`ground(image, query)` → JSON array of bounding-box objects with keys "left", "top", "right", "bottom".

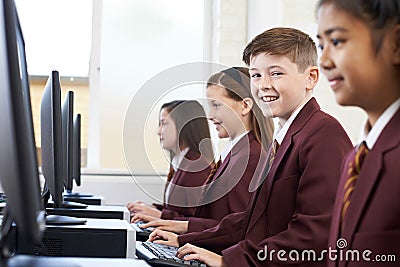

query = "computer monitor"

[
  {"left": 73, "top": 114, "right": 82, "bottom": 187},
  {"left": 41, "top": 70, "right": 64, "bottom": 207},
  {"left": 0, "top": 0, "right": 45, "bottom": 256},
  {"left": 62, "top": 91, "right": 74, "bottom": 192},
  {"left": 40, "top": 71, "right": 87, "bottom": 221},
  {"left": 63, "top": 113, "right": 93, "bottom": 197}
]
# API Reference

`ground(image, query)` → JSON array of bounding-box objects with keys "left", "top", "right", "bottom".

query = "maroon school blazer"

[
  {"left": 178, "top": 98, "right": 353, "bottom": 267},
  {"left": 328, "top": 107, "right": 400, "bottom": 267},
  {"left": 158, "top": 149, "right": 212, "bottom": 219}
]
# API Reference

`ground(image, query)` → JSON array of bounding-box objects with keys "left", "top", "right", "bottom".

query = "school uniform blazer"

[
  {"left": 178, "top": 98, "right": 353, "bottom": 266},
  {"left": 159, "top": 149, "right": 212, "bottom": 219},
  {"left": 177, "top": 131, "right": 266, "bottom": 232},
  {"left": 328, "top": 108, "right": 400, "bottom": 267}
]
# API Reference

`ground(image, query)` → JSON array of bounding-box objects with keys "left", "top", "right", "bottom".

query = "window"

[
  {"left": 94, "top": 0, "right": 206, "bottom": 170},
  {"left": 14, "top": 0, "right": 206, "bottom": 170},
  {"left": 14, "top": 0, "right": 92, "bottom": 77}
]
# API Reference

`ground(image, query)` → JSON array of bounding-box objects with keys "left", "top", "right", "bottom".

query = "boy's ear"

[
  {"left": 241, "top": 98, "right": 253, "bottom": 116},
  {"left": 392, "top": 24, "right": 400, "bottom": 64},
  {"left": 306, "top": 66, "right": 319, "bottom": 91}
]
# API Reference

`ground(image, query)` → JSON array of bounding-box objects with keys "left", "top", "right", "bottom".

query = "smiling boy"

[{"left": 149, "top": 27, "right": 353, "bottom": 267}]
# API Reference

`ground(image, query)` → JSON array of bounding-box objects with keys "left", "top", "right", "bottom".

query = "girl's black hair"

[{"left": 316, "top": 0, "right": 400, "bottom": 51}]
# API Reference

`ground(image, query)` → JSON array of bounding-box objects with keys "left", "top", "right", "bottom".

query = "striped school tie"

[
  {"left": 341, "top": 142, "right": 369, "bottom": 231},
  {"left": 204, "top": 157, "right": 222, "bottom": 185},
  {"left": 269, "top": 139, "right": 279, "bottom": 167}
]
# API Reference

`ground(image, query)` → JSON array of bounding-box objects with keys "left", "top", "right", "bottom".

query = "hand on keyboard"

[
  {"left": 177, "top": 243, "right": 225, "bottom": 267},
  {"left": 148, "top": 229, "right": 179, "bottom": 247},
  {"left": 135, "top": 221, "right": 155, "bottom": 233},
  {"left": 139, "top": 242, "right": 207, "bottom": 267},
  {"left": 139, "top": 219, "right": 189, "bottom": 234},
  {"left": 126, "top": 201, "right": 162, "bottom": 218},
  {"left": 131, "top": 213, "right": 160, "bottom": 223}
]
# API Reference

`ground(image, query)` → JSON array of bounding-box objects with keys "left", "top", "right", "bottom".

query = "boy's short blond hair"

[{"left": 243, "top": 27, "right": 317, "bottom": 73}]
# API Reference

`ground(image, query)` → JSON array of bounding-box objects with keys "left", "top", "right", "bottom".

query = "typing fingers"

[{"left": 177, "top": 244, "right": 224, "bottom": 267}]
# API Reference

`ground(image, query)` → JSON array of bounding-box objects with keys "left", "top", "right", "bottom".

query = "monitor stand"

[{"left": 42, "top": 190, "right": 86, "bottom": 225}]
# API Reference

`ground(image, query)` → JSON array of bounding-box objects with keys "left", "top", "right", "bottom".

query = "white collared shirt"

[
  {"left": 274, "top": 96, "right": 312, "bottom": 145},
  {"left": 220, "top": 131, "right": 250, "bottom": 163},
  {"left": 358, "top": 97, "right": 400, "bottom": 150}
]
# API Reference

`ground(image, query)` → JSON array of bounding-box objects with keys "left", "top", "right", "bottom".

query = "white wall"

[{"left": 74, "top": 172, "right": 164, "bottom": 206}]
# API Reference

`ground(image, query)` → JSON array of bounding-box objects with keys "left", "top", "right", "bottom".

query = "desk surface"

[
  {"left": 45, "top": 218, "right": 133, "bottom": 230},
  {"left": 1, "top": 255, "right": 150, "bottom": 267}
]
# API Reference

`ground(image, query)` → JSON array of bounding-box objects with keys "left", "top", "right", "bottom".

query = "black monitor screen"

[
  {"left": 62, "top": 91, "right": 74, "bottom": 192},
  {"left": 40, "top": 73, "right": 88, "bottom": 214},
  {"left": 73, "top": 114, "right": 82, "bottom": 187},
  {"left": 40, "top": 70, "right": 64, "bottom": 207},
  {"left": 0, "top": 0, "right": 45, "bottom": 246},
  {"left": 65, "top": 113, "right": 93, "bottom": 197}
]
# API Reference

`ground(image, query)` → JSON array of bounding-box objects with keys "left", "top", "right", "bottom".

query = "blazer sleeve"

[
  {"left": 186, "top": 146, "right": 264, "bottom": 232},
  {"left": 186, "top": 217, "right": 220, "bottom": 232},
  {"left": 178, "top": 210, "right": 248, "bottom": 253},
  {"left": 152, "top": 203, "right": 164, "bottom": 211},
  {"left": 160, "top": 208, "right": 188, "bottom": 220}
]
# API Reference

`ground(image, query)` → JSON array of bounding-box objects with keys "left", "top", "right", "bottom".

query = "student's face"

[
  {"left": 317, "top": 3, "right": 398, "bottom": 114},
  {"left": 249, "top": 53, "right": 312, "bottom": 120},
  {"left": 157, "top": 108, "right": 178, "bottom": 152},
  {"left": 206, "top": 85, "right": 245, "bottom": 140}
]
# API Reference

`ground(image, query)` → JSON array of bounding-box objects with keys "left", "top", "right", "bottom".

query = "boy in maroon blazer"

[
  {"left": 147, "top": 27, "right": 353, "bottom": 267},
  {"left": 317, "top": 1, "right": 400, "bottom": 266}
]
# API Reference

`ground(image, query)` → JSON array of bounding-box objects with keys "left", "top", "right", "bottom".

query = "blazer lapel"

[
  {"left": 211, "top": 154, "right": 230, "bottom": 183},
  {"left": 246, "top": 135, "right": 293, "bottom": 232},
  {"left": 341, "top": 150, "right": 383, "bottom": 244},
  {"left": 165, "top": 168, "right": 183, "bottom": 204},
  {"left": 194, "top": 133, "right": 254, "bottom": 215},
  {"left": 329, "top": 151, "right": 354, "bottom": 248},
  {"left": 247, "top": 98, "right": 320, "bottom": 232},
  {"left": 211, "top": 132, "right": 254, "bottom": 183},
  {"left": 341, "top": 108, "right": 400, "bottom": 245}
]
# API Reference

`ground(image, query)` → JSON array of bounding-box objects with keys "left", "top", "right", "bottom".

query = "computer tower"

[{"left": 18, "top": 218, "right": 135, "bottom": 258}]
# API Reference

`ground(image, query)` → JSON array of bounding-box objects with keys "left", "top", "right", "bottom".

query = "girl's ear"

[
  {"left": 393, "top": 24, "right": 400, "bottom": 64},
  {"left": 241, "top": 98, "right": 253, "bottom": 116}
]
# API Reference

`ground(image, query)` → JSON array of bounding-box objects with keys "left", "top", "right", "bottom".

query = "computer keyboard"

[
  {"left": 132, "top": 221, "right": 155, "bottom": 241},
  {"left": 136, "top": 241, "right": 207, "bottom": 267}
]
